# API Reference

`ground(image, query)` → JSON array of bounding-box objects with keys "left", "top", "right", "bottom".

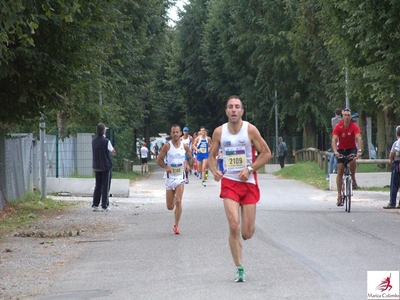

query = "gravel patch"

[{"left": 0, "top": 201, "right": 143, "bottom": 300}]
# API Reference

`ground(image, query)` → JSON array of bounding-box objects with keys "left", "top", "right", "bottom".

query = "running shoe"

[
  {"left": 202, "top": 181, "right": 206, "bottom": 187},
  {"left": 383, "top": 203, "right": 396, "bottom": 209},
  {"left": 235, "top": 265, "right": 246, "bottom": 282},
  {"left": 205, "top": 170, "right": 209, "bottom": 178},
  {"left": 92, "top": 206, "right": 99, "bottom": 212},
  {"left": 173, "top": 225, "right": 180, "bottom": 234}
]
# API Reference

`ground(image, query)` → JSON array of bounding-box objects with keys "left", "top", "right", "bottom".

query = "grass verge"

[
  {"left": 273, "top": 161, "right": 390, "bottom": 192},
  {"left": 69, "top": 166, "right": 153, "bottom": 181},
  {"left": 274, "top": 162, "right": 328, "bottom": 190},
  {"left": 0, "top": 168, "right": 151, "bottom": 237},
  {"left": 0, "top": 191, "right": 74, "bottom": 237}
]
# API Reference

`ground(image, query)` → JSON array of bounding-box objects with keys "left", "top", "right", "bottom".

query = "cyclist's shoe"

[
  {"left": 352, "top": 178, "right": 359, "bottom": 190},
  {"left": 235, "top": 265, "right": 246, "bottom": 282},
  {"left": 173, "top": 225, "right": 180, "bottom": 234},
  {"left": 336, "top": 196, "right": 343, "bottom": 206},
  {"left": 383, "top": 203, "right": 396, "bottom": 209}
]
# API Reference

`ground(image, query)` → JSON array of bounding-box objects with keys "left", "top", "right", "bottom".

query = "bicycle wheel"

[
  {"left": 346, "top": 176, "right": 352, "bottom": 212},
  {"left": 341, "top": 178, "right": 346, "bottom": 209}
]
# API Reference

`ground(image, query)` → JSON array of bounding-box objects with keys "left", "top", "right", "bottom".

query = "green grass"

[
  {"left": 0, "top": 191, "right": 74, "bottom": 237},
  {"left": 69, "top": 166, "right": 153, "bottom": 181},
  {"left": 274, "top": 162, "right": 329, "bottom": 190},
  {"left": 0, "top": 166, "right": 154, "bottom": 237},
  {"left": 357, "top": 163, "right": 389, "bottom": 173},
  {"left": 112, "top": 165, "right": 153, "bottom": 181},
  {"left": 257, "top": 164, "right": 265, "bottom": 174},
  {"left": 273, "top": 161, "right": 390, "bottom": 191}
]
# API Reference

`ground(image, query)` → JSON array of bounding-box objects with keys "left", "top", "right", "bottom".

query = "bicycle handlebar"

[{"left": 338, "top": 153, "right": 356, "bottom": 161}]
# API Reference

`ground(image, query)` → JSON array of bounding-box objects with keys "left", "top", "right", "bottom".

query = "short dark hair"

[
  {"left": 171, "top": 124, "right": 181, "bottom": 132},
  {"left": 226, "top": 95, "right": 243, "bottom": 109},
  {"left": 96, "top": 123, "right": 106, "bottom": 136},
  {"left": 335, "top": 108, "right": 342, "bottom": 116}
]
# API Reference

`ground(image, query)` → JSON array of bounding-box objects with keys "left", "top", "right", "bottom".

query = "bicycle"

[{"left": 339, "top": 154, "right": 355, "bottom": 213}]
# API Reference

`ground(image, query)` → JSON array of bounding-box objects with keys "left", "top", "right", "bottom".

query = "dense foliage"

[{"left": 1, "top": 0, "right": 400, "bottom": 159}]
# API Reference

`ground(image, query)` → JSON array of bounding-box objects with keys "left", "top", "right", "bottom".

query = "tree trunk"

[
  {"left": 303, "top": 122, "right": 316, "bottom": 148},
  {"left": 376, "top": 110, "right": 386, "bottom": 160},
  {"left": 384, "top": 108, "right": 397, "bottom": 170},
  {"left": 57, "top": 110, "right": 68, "bottom": 141},
  {"left": 358, "top": 110, "right": 366, "bottom": 156}
]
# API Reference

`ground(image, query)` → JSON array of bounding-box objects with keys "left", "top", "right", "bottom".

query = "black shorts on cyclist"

[{"left": 337, "top": 148, "right": 357, "bottom": 164}]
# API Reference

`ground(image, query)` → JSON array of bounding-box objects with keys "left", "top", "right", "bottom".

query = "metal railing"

[{"left": 294, "top": 148, "right": 390, "bottom": 173}]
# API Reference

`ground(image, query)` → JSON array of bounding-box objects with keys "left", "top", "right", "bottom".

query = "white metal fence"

[
  {"left": 0, "top": 132, "right": 93, "bottom": 208},
  {"left": 0, "top": 134, "right": 34, "bottom": 209}
]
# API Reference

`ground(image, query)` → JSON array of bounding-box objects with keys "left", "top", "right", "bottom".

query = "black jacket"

[{"left": 92, "top": 136, "right": 112, "bottom": 171}]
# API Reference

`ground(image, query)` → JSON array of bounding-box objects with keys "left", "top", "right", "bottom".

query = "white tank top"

[
  {"left": 221, "top": 121, "right": 256, "bottom": 184},
  {"left": 181, "top": 136, "right": 191, "bottom": 149},
  {"left": 164, "top": 141, "right": 186, "bottom": 179},
  {"left": 140, "top": 146, "right": 148, "bottom": 158}
]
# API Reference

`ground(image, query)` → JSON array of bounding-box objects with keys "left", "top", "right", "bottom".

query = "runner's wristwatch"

[{"left": 247, "top": 166, "right": 254, "bottom": 173}]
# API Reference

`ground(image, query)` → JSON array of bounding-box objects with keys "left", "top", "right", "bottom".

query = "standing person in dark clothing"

[
  {"left": 153, "top": 144, "right": 159, "bottom": 159},
  {"left": 327, "top": 108, "right": 342, "bottom": 180},
  {"left": 92, "top": 123, "right": 115, "bottom": 212},
  {"left": 383, "top": 126, "right": 400, "bottom": 209},
  {"left": 277, "top": 137, "right": 287, "bottom": 168}
]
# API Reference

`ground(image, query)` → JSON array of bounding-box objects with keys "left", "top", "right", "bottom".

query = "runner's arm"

[
  {"left": 332, "top": 135, "right": 339, "bottom": 157},
  {"left": 184, "top": 144, "right": 193, "bottom": 166},
  {"left": 209, "top": 127, "right": 223, "bottom": 181},
  {"left": 355, "top": 133, "right": 363, "bottom": 159},
  {"left": 156, "top": 143, "right": 172, "bottom": 173},
  {"left": 247, "top": 124, "right": 271, "bottom": 172}
]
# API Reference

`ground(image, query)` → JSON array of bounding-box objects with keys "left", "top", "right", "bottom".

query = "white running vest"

[
  {"left": 221, "top": 121, "right": 256, "bottom": 184},
  {"left": 181, "top": 136, "right": 191, "bottom": 150},
  {"left": 164, "top": 141, "right": 186, "bottom": 179}
]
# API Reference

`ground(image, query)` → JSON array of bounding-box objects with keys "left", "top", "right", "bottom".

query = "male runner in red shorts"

[{"left": 209, "top": 95, "right": 272, "bottom": 282}]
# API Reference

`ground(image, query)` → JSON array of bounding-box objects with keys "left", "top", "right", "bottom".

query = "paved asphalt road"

[{"left": 35, "top": 164, "right": 399, "bottom": 300}]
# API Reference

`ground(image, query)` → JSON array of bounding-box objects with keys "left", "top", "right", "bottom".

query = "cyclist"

[{"left": 331, "top": 108, "right": 363, "bottom": 206}]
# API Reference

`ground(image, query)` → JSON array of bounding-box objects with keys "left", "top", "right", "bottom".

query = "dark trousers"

[
  {"left": 389, "top": 164, "right": 400, "bottom": 206},
  {"left": 93, "top": 170, "right": 110, "bottom": 209},
  {"left": 279, "top": 155, "right": 285, "bottom": 168}
]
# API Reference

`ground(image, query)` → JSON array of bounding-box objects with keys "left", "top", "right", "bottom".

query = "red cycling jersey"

[{"left": 332, "top": 120, "right": 361, "bottom": 150}]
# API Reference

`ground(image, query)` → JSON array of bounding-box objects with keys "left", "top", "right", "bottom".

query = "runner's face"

[
  {"left": 226, "top": 98, "right": 243, "bottom": 124},
  {"left": 171, "top": 127, "right": 181, "bottom": 141},
  {"left": 200, "top": 128, "right": 206, "bottom": 137}
]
